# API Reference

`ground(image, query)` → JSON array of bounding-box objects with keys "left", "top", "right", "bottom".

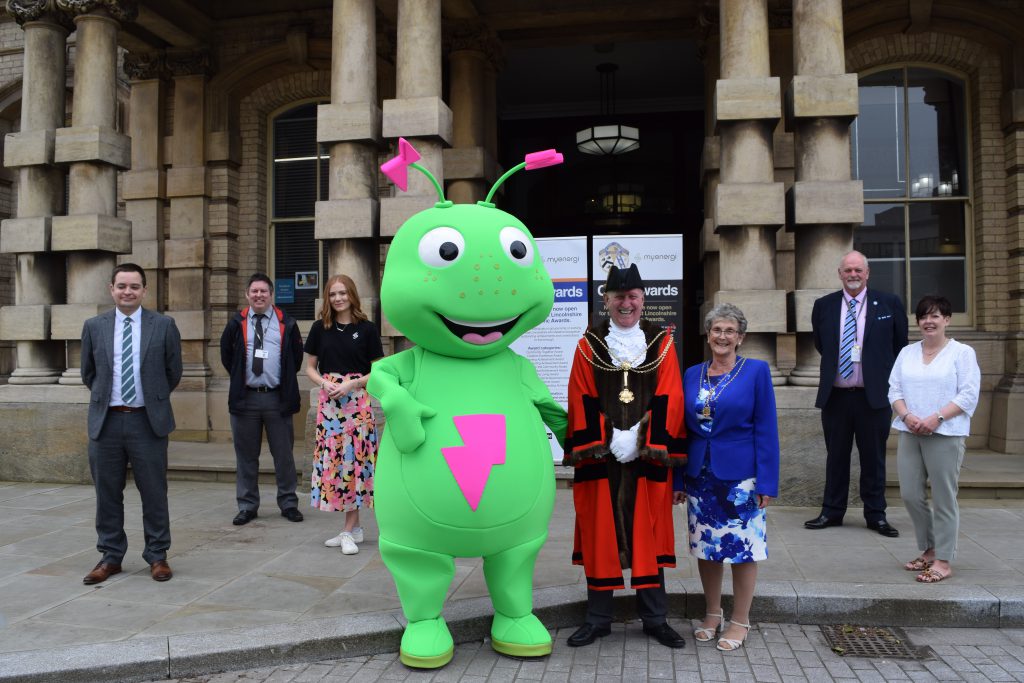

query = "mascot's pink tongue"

[{"left": 463, "top": 331, "right": 502, "bottom": 345}]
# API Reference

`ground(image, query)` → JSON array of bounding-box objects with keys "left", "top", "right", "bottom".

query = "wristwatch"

[{"left": 936, "top": 413, "right": 945, "bottom": 424}]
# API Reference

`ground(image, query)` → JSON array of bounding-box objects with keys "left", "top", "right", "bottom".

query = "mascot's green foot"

[
  {"left": 400, "top": 617, "right": 454, "bottom": 669},
  {"left": 490, "top": 612, "right": 552, "bottom": 658}
]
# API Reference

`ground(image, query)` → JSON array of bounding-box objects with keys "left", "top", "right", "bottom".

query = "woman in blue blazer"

[{"left": 672, "top": 303, "right": 779, "bottom": 652}]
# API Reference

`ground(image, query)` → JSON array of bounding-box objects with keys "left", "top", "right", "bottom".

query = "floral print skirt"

[
  {"left": 310, "top": 372, "right": 377, "bottom": 512},
  {"left": 683, "top": 458, "right": 767, "bottom": 563}
]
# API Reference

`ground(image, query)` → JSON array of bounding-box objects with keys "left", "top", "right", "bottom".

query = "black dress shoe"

[
  {"left": 233, "top": 509, "right": 257, "bottom": 526},
  {"left": 867, "top": 520, "right": 899, "bottom": 537},
  {"left": 281, "top": 507, "right": 304, "bottom": 522},
  {"left": 804, "top": 514, "right": 843, "bottom": 530},
  {"left": 643, "top": 622, "right": 686, "bottom": 649},
  {"left": 567, "top": 623, "right": 611, "bottom": 647}
]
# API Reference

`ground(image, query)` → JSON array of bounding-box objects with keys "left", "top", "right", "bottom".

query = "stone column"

[
  {"left": 786, "top": 0, "right": 863, "bottom": 387},
  {"left": 992, "top": 44, "right": 1024, "bottom": 453},
  {"left": 445, "top": 21, "right": 498, "bottom": 205},
  {"left": 316, "top": 0, "right": 381, "bottom": 319},
  {"left": 164, "top": 49, "right": 212, "bottom": 440},
  {"left": 0, "top": 2, "right": 73, "bottom": 384},
  {"left": 380, "top": 0, "right": 452, "bottom": 238},
  {"left": 713, "top": 0, "right": 785, "bottom": 381},
  {"left": 51, "top": 0, "right": 136, "bottom": 384},
  {"left": 122, "top": 52, "right": 165, "bottom": 306}
]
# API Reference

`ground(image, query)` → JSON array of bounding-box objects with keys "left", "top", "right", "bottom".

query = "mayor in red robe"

[{"left": 563, "top": 264, "right": 687, "bottom": 649}]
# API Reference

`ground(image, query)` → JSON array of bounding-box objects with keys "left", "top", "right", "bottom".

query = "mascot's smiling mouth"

[{"left": 439, "top": 314, "right": 521, "bottom": 345}]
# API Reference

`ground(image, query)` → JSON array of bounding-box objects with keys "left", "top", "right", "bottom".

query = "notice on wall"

[
  {"left": 510, "top": 236, "right": 588, "bottom": 462},
  {"left": 592, "top": 234, "right": 684, "bottom": 359}
]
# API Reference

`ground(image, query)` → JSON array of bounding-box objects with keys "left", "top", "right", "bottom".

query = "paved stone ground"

[{"left": 145, "top": 622, "right": 1024, "bottom": 683}]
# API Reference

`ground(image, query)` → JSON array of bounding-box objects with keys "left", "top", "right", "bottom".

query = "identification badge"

[
  {"left": 850, "top": 344, "right": 861, "bottom": 363},
  {"left": 254, "top": 349, "right": 270, "bottom": 359}
]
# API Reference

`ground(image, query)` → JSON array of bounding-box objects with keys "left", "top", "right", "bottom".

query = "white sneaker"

[
  {"left": 325, "top": 527, "right": 364, "bottom": 547},
  {"left": 338, "top": 531, "right": 358, "bottom": 555}
]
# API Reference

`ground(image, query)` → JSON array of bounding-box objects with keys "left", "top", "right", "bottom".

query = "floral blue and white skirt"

[{"left": 684, "top": 458, "right": 767, "bottom": 563}]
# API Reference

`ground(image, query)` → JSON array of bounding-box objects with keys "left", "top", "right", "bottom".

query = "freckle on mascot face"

[{"left": 368, "top": 140, "right": 568, "bottom": 669}]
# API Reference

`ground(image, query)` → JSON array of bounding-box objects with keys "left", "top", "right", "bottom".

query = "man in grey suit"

[{"left": 81, "top": 263, "right": 183, "bottom": 585}]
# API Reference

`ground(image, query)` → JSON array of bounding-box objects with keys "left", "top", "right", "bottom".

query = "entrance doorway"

[{"left": 494, "top": 40, "right": 706, "bottom": 368}]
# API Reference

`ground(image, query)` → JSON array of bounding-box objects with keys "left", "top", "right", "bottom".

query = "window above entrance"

[{"left": 852, "top": 67, "right": 971, "bottom": 321}]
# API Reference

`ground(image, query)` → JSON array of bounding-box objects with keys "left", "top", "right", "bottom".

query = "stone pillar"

[
  {"left": 444, "top": 21, "right": 498, "bottom": 205},
  {"left": 380, "top": 0, "right": 452, "bottom": 238},
  {"left": 0, "top": 2, "right": 73, "bottom": 384},
  {"left": 51, "top": 0, "right": 136, "bottom": 384},
  {"left": 713, "top": 0, "right": 785, "bottom": 381},
  {"left": 786, "top": 0, "right": 863, "bottom": 387},
  {"left": 991, "top": 44, "right": 1024, "bottom": 453},
  {"left": 122, "top": 52, "right": 165, "bottom": 306},
  {"left": 316, "top": 0, "right": 382, "bottom": 319},
  {"left": 165, "top": 50, "right": 212, "bottom": 440}
]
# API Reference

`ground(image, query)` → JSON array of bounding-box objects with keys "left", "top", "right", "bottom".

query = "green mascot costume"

[{"left": 368, "top": 138, "right": 568, "bottom": 668}]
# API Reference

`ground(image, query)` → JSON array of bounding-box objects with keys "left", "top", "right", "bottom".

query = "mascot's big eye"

[
  {"left": 499, "top": 226, "right": 534, "bottom": 266},
  {"left": 418, "top": 227, "right": 465, "bottom": 268}
]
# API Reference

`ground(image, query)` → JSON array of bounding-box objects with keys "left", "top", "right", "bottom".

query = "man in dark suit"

[
  {"left": 220, "top": 273, "right": 304, "bottom": 526},
  {"left": 81, "top": 263, "right": 182, "bottom": 584},
  {"left": 805, "top": 250, "right": 908, "bottom": 536}
]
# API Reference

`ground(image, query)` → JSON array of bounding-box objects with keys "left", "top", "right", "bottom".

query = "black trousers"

[
  {"left": 820, "top": 387, "right": 892, "bottom": 523},
  {"left": 230, "top": 390, "right": 298, "bottom": 513},
  {"left": 585, "top": 569, "right": 667, "bottom": 628}
]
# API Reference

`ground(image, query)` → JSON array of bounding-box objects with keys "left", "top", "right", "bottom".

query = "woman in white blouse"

[{"left": 888, "top": 295, "right": 980, "bottom": 583}]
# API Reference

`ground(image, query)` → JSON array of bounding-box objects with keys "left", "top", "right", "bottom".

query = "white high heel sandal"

[
  {"left": 717, "top": 620, "right": 750, "bottom": 651},
  {"left": 693, "top": 611, "right": 723, "bottom": 643}
]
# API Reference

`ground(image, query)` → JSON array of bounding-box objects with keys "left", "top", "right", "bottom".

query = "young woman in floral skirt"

[{"left": 304, "top": 274, "right": 383, "bottom": 555}]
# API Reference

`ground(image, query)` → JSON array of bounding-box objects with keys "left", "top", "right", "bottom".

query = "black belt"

[
  {"left": 109, "top": 405, "right": 145, "bottom": 413},
  {"left": 247, "top": 385, "right": 279, "bottom": 392},
  {"left": 835, "top": 386, "right": 864, "bottom": 392}
]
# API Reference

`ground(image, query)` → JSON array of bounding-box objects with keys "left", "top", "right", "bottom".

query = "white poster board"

[
  {"left": 510, "top": 236, "right": 589, "bottom": 462},
  {"left": 592, "top": 234, "right": 684, "bottom": 355}
]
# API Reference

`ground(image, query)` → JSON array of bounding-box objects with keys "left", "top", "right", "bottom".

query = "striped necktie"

[
  {"left": 121, "top": 317, "right": 137, "bottom": 404},
  {"left": 252, "top": 313, "right": 265, "bottom": 376},
  {"left": 838, "top": 298, "right": 857, "bottom": 379}
]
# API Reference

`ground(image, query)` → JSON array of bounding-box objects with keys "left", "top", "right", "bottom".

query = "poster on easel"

[
  {"left": 591, "top": 234, "right": 684, "bottom": 362},
  {"left": 510, "top": 236, "right": 588, "bottom": 462}
]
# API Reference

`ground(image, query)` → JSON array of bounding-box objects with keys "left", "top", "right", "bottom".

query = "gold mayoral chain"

[
  {"left": 699, "top": 356, "right": 746, "bottom": 417},
  {"left": 578, "top": 330, "right": 671, "bottom": 404}
]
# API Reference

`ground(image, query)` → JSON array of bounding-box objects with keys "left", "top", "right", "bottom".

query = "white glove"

[{"left": 609, "top": 423, "right": 640, "bottom": 463}]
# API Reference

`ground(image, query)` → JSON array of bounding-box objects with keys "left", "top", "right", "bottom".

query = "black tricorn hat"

[{"left": 606, "top": 264, "right": 644, "bottom": 291}]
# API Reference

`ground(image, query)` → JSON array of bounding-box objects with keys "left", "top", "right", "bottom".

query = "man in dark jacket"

[
  {"left": 805, "top": 251, "right": 908, "bottom": 537},
  {"left": 220, "top": 273, "right": 304, "bottom": 525}
]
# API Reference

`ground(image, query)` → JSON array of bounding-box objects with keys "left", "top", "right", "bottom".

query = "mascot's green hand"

[{"left": 385, "top": 396, "right": 437, "bottom": 453}]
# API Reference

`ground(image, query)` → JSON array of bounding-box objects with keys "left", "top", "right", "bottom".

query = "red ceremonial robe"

[{"left": 564, "top": 319, "right": 686, "bottom": 591}]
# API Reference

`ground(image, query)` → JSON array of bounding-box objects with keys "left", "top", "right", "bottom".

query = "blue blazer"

[{"left": 673, "top": 358, "right": 779, "bottom": 497}]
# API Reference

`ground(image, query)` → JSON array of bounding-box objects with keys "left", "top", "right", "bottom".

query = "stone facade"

[{"left": 0, "top": 1, "right": 1022, "bottom": 498}]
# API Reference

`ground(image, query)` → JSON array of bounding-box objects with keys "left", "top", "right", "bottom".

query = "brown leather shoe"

[
  {"left": 83, "top": 561, "right": 122, "bottom": 585},
  {"left": 150, "top": 560, "right": 173, "bottom": 582}
]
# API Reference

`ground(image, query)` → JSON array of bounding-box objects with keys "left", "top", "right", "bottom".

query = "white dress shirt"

[{"left": 111, "top": 308, "right": 145, "bottom": 407}]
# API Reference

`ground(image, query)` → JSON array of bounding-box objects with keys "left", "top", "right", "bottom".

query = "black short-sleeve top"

[{"left": 303, "top": 318, "right": 384, "bottom": 375}]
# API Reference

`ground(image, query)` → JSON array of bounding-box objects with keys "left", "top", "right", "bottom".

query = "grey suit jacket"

[{"left": 81, "top": 308, "right": 183, "bottom": 440}]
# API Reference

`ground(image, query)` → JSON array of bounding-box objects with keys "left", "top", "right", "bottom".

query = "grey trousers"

[
  {"left": 896, "top": 431, "right": 966, "bottom": 561},
  {"left": 231, "top": 390, "right": 298, "bottom": 513},
  {"left": 88, "top": 410, "right": 170, "bottom": 565},
  {"left": 585, "top": 569, "right": 668, "bottom": 628}
]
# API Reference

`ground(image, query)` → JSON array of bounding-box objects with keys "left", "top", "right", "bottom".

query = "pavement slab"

[{"left": 0, "top": 479, "right": 1023, "bottom": 681}]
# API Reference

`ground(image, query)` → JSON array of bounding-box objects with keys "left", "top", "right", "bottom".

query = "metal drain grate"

[{"left": 821, "top": 625, "right": 930, "bottom": 660}]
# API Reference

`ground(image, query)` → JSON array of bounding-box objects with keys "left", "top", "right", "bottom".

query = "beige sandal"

[
  {"left": 717, "top": 620, "right": 751, "bottom": 652},
  {"left": 694, "top": 612, "right": 723, "bottom": 643}
]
